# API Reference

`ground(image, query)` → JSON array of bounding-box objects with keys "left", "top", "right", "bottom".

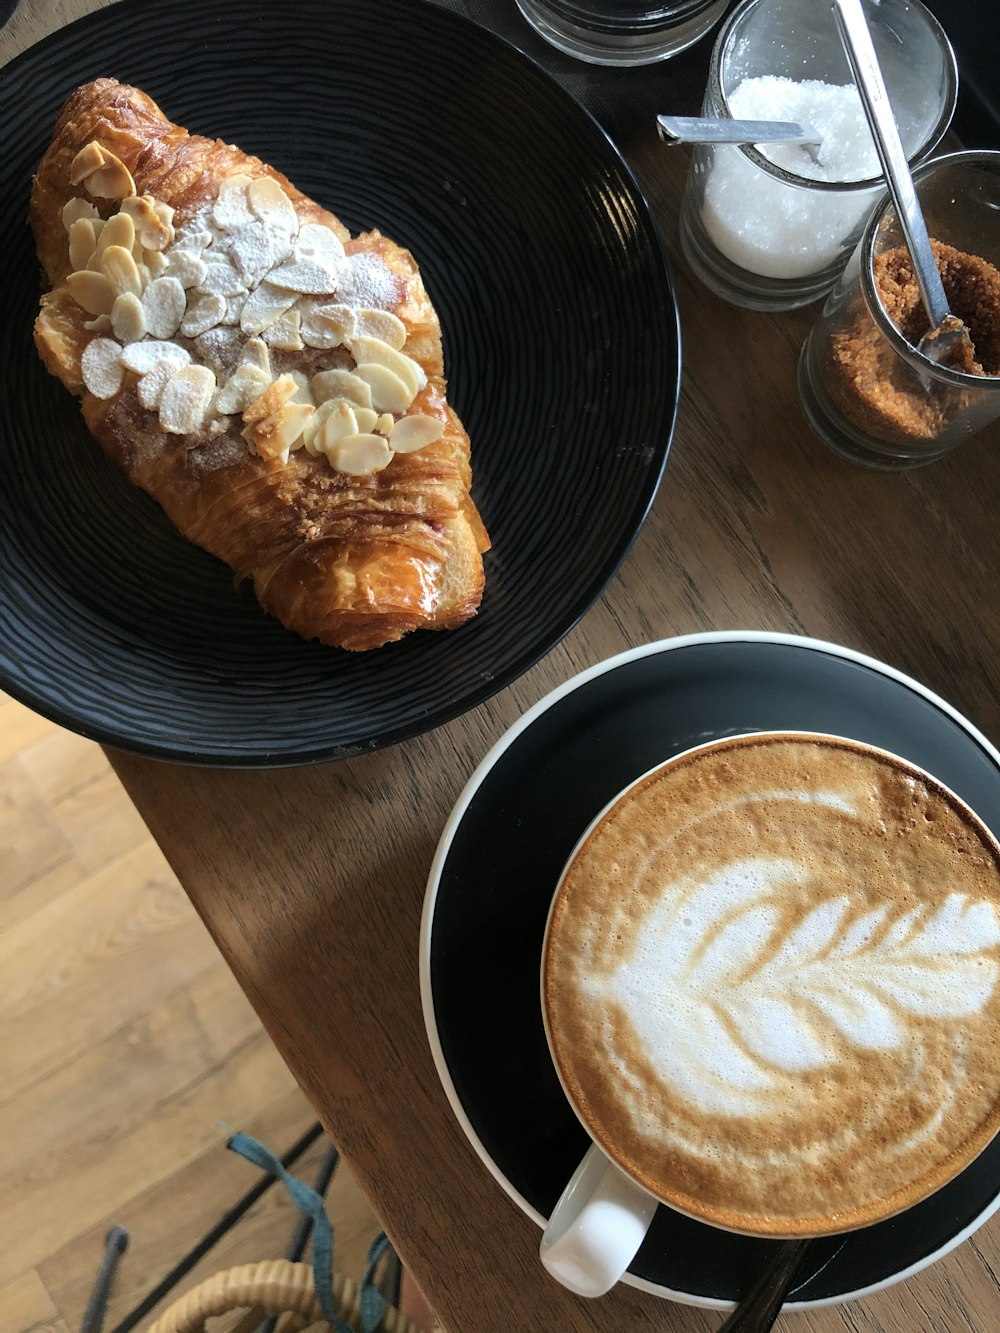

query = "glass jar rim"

[
  {"left": 858, "top": 150, "right": 1000, "bottom": 390},
  {"left": 710, "top": 0, "right": 957, "bottom": 194}
]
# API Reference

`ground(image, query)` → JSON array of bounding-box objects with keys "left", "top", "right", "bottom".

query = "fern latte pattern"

[{"left": 544, "top": 733, "right": 1000, "bottom": 1237}]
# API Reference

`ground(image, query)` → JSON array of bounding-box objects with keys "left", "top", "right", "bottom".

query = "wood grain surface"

[
  {"left": 6, "top": 1, "right": 1000, "bottom": 1328},
  {"left": 0, "top": 689, "right": 390, "bottom": 1330}
]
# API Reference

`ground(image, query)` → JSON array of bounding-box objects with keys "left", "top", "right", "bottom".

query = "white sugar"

[
  {"left": 731, "top": 77, "right": 881, "bottom": 183},
  {"left": 701, "top": 76, "right": 910, "bottom": 279}
]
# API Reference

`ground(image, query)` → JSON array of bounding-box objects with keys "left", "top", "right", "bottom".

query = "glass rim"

[
  {"left": 710, "top": 0, "right": 958, "bottom": 194},
  {"left": 533, "top": 0, "right": 720, "bottom": 29},
  {"left": 858, "top": 149, "right": 1000, "bottom": 390}
]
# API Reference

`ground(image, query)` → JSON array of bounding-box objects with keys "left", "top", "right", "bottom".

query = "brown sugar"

[
  {"left": 821, "top": 240, "right": 1000, "bottom": 446},
  {"left": 876, "top": 242, "right": 1000, "bottom": 373}
]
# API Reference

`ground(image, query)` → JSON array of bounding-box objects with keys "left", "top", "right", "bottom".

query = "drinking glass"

[
  {"left": 514, "top": 0, "right": 729, "bottom": 65},
  {"left": 678, "top": 0, "right": 956, "bottom": 310},
  {"left": 798, "top": 152, "right": 1000, "bottom": 470}
]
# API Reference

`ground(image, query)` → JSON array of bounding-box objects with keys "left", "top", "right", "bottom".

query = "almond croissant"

[{"left": 32, "top": 79, "right": 489, "bottom": 651}]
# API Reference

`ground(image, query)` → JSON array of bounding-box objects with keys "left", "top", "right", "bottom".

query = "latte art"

[
  {"left": 543, "top": 736, "right": 1000, "bottom": 1236},
  {"left": 600, "top": 842, "right": 1000, "bottom": 1117}
]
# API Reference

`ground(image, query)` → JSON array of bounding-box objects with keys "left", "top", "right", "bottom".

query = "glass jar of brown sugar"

[{"left": 798, "top": 152, "right": 1000, "bottom": 469}]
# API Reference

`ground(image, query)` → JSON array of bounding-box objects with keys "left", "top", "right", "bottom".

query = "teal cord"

[
  {"left": 359, "top": 1233, "right": 392, "bottom": 1333},
  {"left": 227, "top": 1132, "right": 351, "bottom": 1331}
]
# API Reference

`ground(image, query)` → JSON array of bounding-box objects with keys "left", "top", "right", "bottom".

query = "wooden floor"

[{"left": 0, "top": 694, "right": 389, "bottom": 1332}]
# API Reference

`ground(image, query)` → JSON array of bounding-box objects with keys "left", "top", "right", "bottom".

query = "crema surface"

[{"left": 542, "top": 735, "right": 1000, "bottom": 1236}]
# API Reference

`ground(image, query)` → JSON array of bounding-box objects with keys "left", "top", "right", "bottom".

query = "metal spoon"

[
  {"left": 831, "top": 0, "right": 975, "bottom": 367},
  {"left": 656, "top": 115, "right": 822, "bottom": 148},
  {"left": 717, "top": 1239, "right": 812, "bottom": 1333}
]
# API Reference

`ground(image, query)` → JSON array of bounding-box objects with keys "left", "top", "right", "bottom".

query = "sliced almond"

[
  {"left": 196, "top": 257, "right": 246, "bottom": 298},
  {"left": 390, "top": 414, "right": 445, "bottom": 454},
  {"left": 239, "top": 281, "right": 295, "bottom": 335},
  {"left": 164, "top": 250, "right": 206, "bottom": 288},
  {"left": 159, "top": 364, "right": 217, "bottom": 435},
  {"left": 172, "top": 218, "right": 214, "bottom": 252},
  {"left": 302, "top": 399, "right": 358, "bottom": 454},
  {"left": 214, "top": 362, "right": 272, "bottom": 415},
  {"left": 83, "top": 314, "right": 113, "bottom": 334},
  {"left": 296, "top": 223, "right": 346, "bottom": 264},
  {"left": 288, "top": 370, "right": 313, "bottom": 405},
  {"left": 262, "top": 308, "right": 303, "bottom": 351},
  {"left": 81, "top": 147, "right": 136, "bottom": 200},
  {"left": 93, "top": 211, "right": 136, "bottom": 259},
  {"left": 100, "top": 244, "right": 144, "bottom": 298},
  {"left": 110, "top": 291, "right": 147, "bottom": 344},
  {"left": 69, "top": 142, "right": 106, "bottom": 185},
  {"left": 355, "top": 407, "right": 379, "bottom": 434},
  {"left": 300, "top": 302, "right": 356, "bottom": 349},
  {"left": 313, "top": 403, "right": 361, "bottom": 455},
  {"left": 121, "top": 340, "right": 191, "bottom": 374},
  {"left": 143, "top": 276, "right": 188, "bottom": 339},
  {"left": 327, "top": 433, "right": 393, "bottom": 477},
  {"left": 222, "top": 293, "right": 246, "bottom": 326},
  {"left": 68, "top": 218, "right": 98, "bottom": 271},
  {"left": 118, "top": 195, "right": 169, "bottom": 249},
  {"left": 374, "top": 412, "right": 394, "bottom": 437},
  {"left": 80, "top": 337, "right": 123, "bottom": 399},
  {"left": 241, "top": 337, "right": 272, "bottom": 376},
  {"left": 212, "top": 184, "right": 254, "bottom": 232},
  {"left": 143, "top": 249, "right": 169, "bottom": 279},
  {"left": 220, "top": 173, "right": 254, "bottom": 192},
  {"left": 241, "top": 374, "right": 313, "bottom": 464},
  {"left": 267, "top": 255, "right": 339, "bottom": 296},
  {"left": 137, "top": 362, "right": 175, "bottom": 411},
  {"left": 280, "top": 402, "right": 315, "bottom": 458},
  {"left": 180, "top": 291, "right": 227, "bottom": 338},
  {"left": 153, "top": 201, "right": 175, "bottom": 245},
  {"left": 354, "top": 308, "right": 408, "bottom": 351},
  {"left": 350, "top": 335, "right": 426, "bottom": 398},
  {"left": 353, "top": 362, "right": 413, "bottom": 414},
  {"left": 242, "top": 374, "right": 295, "bottom": 425},
  {"left": 84, "top": 232, "right": 106, "bottom": 271},
  {"left": 228, "top": 222, "right": 294, "bottom": 285},
  {"left": 246, "top": 176, "right": 298, "bottom": 234},
  {"left": 67, "top": 269, "right": 116, "bottom": 317},
  {"left": 309, "top": 368, "right": 372, "bottom": 409},
  {"left": 62, "top": 197, "right": 99, "bottom": 231}
]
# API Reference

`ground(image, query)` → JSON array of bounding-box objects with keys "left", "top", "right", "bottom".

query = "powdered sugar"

[{"left": 338, "top": 252, "right": 398, "bottom": 311}]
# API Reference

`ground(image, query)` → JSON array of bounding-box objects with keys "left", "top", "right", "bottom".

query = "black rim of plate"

[
  {"left": 421, "top": 632, "right": 1000, "bottom": 1308},
  {"left": 0, "top": 0, "right": 679, "bottom": 767}
]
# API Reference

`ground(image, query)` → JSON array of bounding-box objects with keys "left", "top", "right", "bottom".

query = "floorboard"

[{"left": 0, "top": 698, "right": 414, "bottom": 1330}]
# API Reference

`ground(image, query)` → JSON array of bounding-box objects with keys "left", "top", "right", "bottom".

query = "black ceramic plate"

[
  {"left": 421, "top": 632, "right": 1000, "bottom": 1308},
  {"left": 0, "top": 0, "right": 678, "bottom": 766}
]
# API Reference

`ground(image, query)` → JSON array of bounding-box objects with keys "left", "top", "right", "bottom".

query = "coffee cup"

[{"left": 539, "top": 731, "right": 1000, "bottom": 1297}]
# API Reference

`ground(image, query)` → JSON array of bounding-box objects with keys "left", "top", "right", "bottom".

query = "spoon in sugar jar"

[
  {"left": 656, "top": 116, "right": 823, "bottom": 150},
  {"left": 830, "top": 0, "right": 976, "bottom": 368}
]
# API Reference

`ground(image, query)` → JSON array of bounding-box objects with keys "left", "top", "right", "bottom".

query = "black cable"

[{"left": 81, "top": 1227, "right": 129, "bottom": 1333}]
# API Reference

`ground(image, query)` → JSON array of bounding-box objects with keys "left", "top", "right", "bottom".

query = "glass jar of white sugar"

[{"left": 678, "top": 0, "right": 957, "bottom": 311}]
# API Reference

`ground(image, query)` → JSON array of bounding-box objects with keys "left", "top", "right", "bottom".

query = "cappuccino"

[{"left": 542, "top": 734, "right": 1000, "bottom": 1237}]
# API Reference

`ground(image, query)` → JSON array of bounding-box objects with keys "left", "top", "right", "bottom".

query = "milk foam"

[
  {"left": 591, "top": 788, "right": 1000, "bottom": 1118},
  {"left": 544, "top": 738, "right": 1000, "bottom": 1233}
]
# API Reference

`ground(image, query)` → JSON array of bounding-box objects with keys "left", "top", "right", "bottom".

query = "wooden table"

[{"left": 7, "top": 1, "right": 1000, "bottom": 1328}]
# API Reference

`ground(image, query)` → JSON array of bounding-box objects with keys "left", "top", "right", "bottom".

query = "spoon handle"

[
  {"left": 656, "top": 115, "right": 821, "bottom": 146},
  {"left": 830, "top": 0, "right": 949, "bottom": 329},
  {"left": 717, "top": 1239, "right": 811, "bottom": 1333}
]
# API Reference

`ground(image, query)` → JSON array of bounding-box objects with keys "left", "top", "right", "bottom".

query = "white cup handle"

[{"left": 539, "top": 1143, "right": 658, "bottom": 1298}]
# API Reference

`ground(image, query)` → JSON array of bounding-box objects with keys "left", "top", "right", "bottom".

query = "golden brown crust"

[{"left": 31, "top": 79, "right": 488, "bottom": 651}]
